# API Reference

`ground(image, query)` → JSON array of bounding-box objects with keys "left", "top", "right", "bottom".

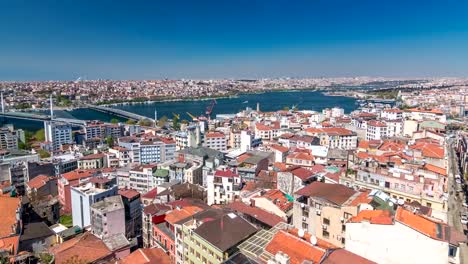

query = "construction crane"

[
  {"left": 186, "top": 112, "right": 198, "bottom": 121},
  {"left": 205, "top": 99, "right": 217, "bottom": 117},
  {"left": 172, "top": 113, "right": 180, "bottom": 119}
]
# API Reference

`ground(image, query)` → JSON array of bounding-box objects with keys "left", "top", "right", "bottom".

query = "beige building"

[{"left": 293, "top": 182, "right": 372, "bottom": 247}]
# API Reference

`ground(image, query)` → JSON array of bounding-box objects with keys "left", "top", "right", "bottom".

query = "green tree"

[
  {"left": 138, "top": 119, "right": 153, "bottom": 127},
  {"left": 126, "top": 119, "right": 136, "bottom": 125},
  {"left": 110, "top": 118, "right": 119, "bottom": 124},
  {"left": 172, "top": 115, "right": 180, "bottom": 130},
  {"left": 282, "top": 106, "right": 290, "bottom": 111},
  {"left": 34, "top": 128, "right": 45, "bottom": 141},
  {"left": 181, "top": 119, "right": 189, "bottom": 125},
  {"left": 158, "top": 116, "right": 168, "bottom": 127},
  {"left": 38, "top": 149, "right": 51, "bottom": 158},
  {"left": 105, "top": 136, "right": 114, "bottom": 147}
]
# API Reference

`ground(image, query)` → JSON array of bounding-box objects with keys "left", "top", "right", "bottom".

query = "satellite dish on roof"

[
  {"left": 310, "top": 235, "right": 317, "bottom": 245},
  {"left": 397, "top": 199, "right": 405, "bottom": 205},
  {"left": 388, "top": 201, "right": 394, "bottom": 207},
  {"left": 298, "top": 228, "right": 305, "bottom": 238}
]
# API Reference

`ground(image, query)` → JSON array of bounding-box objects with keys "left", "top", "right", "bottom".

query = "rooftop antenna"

[{"left": 50, "top": 94, "right": 54, "bottom": 120}]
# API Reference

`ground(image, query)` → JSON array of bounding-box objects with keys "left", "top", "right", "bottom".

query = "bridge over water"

[{"left": 85, "top": 104, "right": 154, "bottom": 122}]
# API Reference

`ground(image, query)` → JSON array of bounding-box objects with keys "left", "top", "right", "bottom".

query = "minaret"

[
  {"left": 154, "top": 109, "right": 158, "bottom": 127},
  {"left": 50, "top": 94, "right": 54, "bottom": 120},
  {"left": 1, "top": 92, "right": 4, "bottom": 114},
  {"left": 256, "top": 102, "right": 260, "bottom": 112}
]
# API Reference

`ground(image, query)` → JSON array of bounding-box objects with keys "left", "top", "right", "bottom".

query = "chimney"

[{"left": 250, "top": 199, "right": 256, "bottom": 207}]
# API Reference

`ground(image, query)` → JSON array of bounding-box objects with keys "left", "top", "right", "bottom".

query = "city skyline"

[{"left": 1, "top": 0, "right": 468, "bottom": 81}]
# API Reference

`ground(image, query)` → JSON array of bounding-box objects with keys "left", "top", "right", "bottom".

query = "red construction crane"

[{"left": 205, "top": 99, "right": 217, "bottom": 117}]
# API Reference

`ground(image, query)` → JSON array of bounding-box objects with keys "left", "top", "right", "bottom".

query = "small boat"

[{"left": 242, "top": 101, "right": 248, "bottom": 104}]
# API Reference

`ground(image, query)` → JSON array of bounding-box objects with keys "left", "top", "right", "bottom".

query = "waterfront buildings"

[{"left": 44, "top": 121, "right": 73, "bottom": 151}]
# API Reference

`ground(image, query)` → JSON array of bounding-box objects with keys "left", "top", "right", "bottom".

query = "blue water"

[
  {"left": 3, "top": 91, "right": 356, "bottom": 131},
  {"left": 112, "top": 91, "right": 357, "bottom": 120}
]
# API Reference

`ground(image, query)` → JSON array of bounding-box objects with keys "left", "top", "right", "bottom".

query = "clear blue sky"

[{"left": 1, "top": 0, "right": 468, "bottom": 80}]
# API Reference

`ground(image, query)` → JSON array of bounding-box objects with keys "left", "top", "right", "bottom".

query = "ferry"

[{"left": 242, "top": 101, "right": 248, "bottom": 104}]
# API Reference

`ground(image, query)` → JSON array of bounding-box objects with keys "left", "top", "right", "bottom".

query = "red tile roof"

[
  {"left": 368, "top": 120, "right": 387, "bottom": 127},
  {"left": 118, "top": 189, "right": 140, "bottom": 199},
  {"left": 348, "top": 210, "right": 393, "bottom": 225},
  {"left": 410, "top": 143, "right": 444, "bottom": 159},
  {"left": 142, "top": 187, "right": 158, "bottom": 199},
  {"left": 79, "top": 153, "right": 105, "bottom": 160},
  {"left": 164, "top": 206, "right": 203, "bottom": 224},
  {"left": 265, "top": 231, "right": 325, "bottom": 264},
  {"left": 289, "top": 167, "right": 315, "bottom": 181},
  {"left": 214, "top": 169, "right": 239, "bottom": 178},
  {"left": 322, "top": 249, "right": 376, "bottom": 264},
  {"left": 395, "top": 207, "right": 446, "bottom": 241},
  {"left": 295, "top": 182, "right": 356, "bottom": 206},
  {"left": 120, "top": 248, "right": 171, "bottom": 264},
  {"left": 0, "top": 235, "right": 19, "bottom": 256},
  {"left": 49, "top": 232, "right": 112, "bottom": 264},
  {"left": 256, "top": 189, "right": 293, "bottom": 212},
  {"left": 287, "top": 152, "right": 314, "bottom": 161},
  {"left": 61, "top": 169, "right": 96, "bottom": 181},
  {"left": 227, "top": 201, "right": 285, "bottom": 227},
  {"left": 206, "top": 132, "right": 225, "bottom": 138},
  {"left": 270, "top": 144, "right": 289, "bottom": 153},
  {"left": 0, "top": 196, "right": 21, "bottom": 238},
  {"left": 26, "top": 175, "right": 51, "bottom": 190},
  {"left": 423, "top": 163, "right": 447, "bottom": 176}
]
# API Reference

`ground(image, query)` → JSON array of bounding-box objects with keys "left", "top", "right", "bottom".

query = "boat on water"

[{"left": 242, "top": 101, "right": 248, "bottom": 104}]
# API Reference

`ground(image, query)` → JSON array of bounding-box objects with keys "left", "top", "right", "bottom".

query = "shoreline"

[{"left": 98, "top": 87, "right": 321, "bottom": 107}]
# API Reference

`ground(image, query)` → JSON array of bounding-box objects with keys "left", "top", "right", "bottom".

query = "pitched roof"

[
  {"left": 118, "top": 188, "right": 140, "bottom": 199},
  {"left": 0, "top": 235, "right": 19, "bottom": 256},
  {"left": 265, "top": 230, "right": 325, "bottom": 264},
  {"left": 287, "top": 152, "right": 314, "bottom": 161},
  {"left": 206, "top": 132, "right": 225, "bottom": 138},
  {"left": 142, "top": 187, "right": 158, "bottom": 199},
  {"left": 26, "top": 174, "right": 51, "bottom": 190},
  {"left": 120, "top": 248, "right": 171, "bottom": 264},
  {"left": 348, "top": 210, "right": 394, "bottom": 225},
  {"left": 288, "top": 167, "right": 315, "bottom": 181},
  {"left": 256, "top": 189, "right": 293, "bottom": 212},
  {"left": 214, "top": 169, "right": 239, "bottom": 178},
  {"left": 322, "top": 249, "right": 376, "bottom": 264},
  {"left": 410, "top": 143, "right": 444, "bottom": 159},
  {"left": 79, "top": 153, "right": 105, "bottom": 160},
  {"left": 165, "top": 206, "right": 203, "bottom": 224},
  {"left": 49, "top": 232, "right": 112, "bottom": 264},
  {"left": 423, "top": 163, "right": 447, "bottom": 176},
  {"left": 295, "top": 182, "right": 356, "bottom": 206},
  {"left": 192, "top": 209, "right": 258, "bottom": 252},
  {"left": 226, "top": 201, "right": 285, "bottom": 227},
  {"left": 270, "top": 144, "right": 289, "bottom": 153},
  {"left": 0, "top": 196, "right": 20, "bottom": 238},
  {"left": 61, "top": 169, "right": 96, "bottom": 181},
  {"left": 395, "top": 207, "right": 447, "bottom": 241}
]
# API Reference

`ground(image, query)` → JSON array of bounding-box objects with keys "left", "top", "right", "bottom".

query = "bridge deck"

[{"left": 86, "top": 105, "right": 154, "bottom": 122}]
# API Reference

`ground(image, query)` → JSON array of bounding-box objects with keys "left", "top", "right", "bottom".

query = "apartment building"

[
  {"left": 178, "top": 209, "right": 257, "bottom": 264},
  {"left": 127, "top": 164, "right": 168, "bottom": 193},
  {"left": 204, "top": 132, "right": 227, "bottom": 152},
  {"left": 305, "top": 127, "right": 358, "bottom": 150},
  {"left": 44, "top": 121, "right": 73, "bottom": 151},
  {"left": 77, "top": 153, "right": 105, "bottom": 170},
  {"left": 293, "top": 182, "right": 371, "bottom": 247},
  {"left": 207, "top": 169, "right": 241, "bottom": 205},
  {"left": 366, "top": 120, "right": 388, "bottom": 140},
  {"left": 118, "top": 136, "right": 176, "bottom": 164},
  {"left": 90, "top": 195, "right": 125, "bottom": 239},
  {"left": 255, "top": 121, "right": 280, "bottom": 141},
  {"left": 70, "top": 177, "right": 118, "bottom": 228}
]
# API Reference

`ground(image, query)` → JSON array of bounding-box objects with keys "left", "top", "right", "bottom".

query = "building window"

[
  {"left": 323, "top": 218, "right": 330, "bottom": 225},
  {"left": 322, "top": 230, "right": 330, "bottom": 238},
  {"left": 449, "top": 246, "right": 457, "bottom": 257},
  {"left": 426, "top": 202, "right": 432, "bottom": 208}
]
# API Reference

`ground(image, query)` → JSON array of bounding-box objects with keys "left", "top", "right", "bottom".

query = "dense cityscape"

[
  {"left": 2, "top": 1, "right": 468, "bottom": 264},
  {"left": 0, "top": 77, "right": 467, "bottom": 264}
]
